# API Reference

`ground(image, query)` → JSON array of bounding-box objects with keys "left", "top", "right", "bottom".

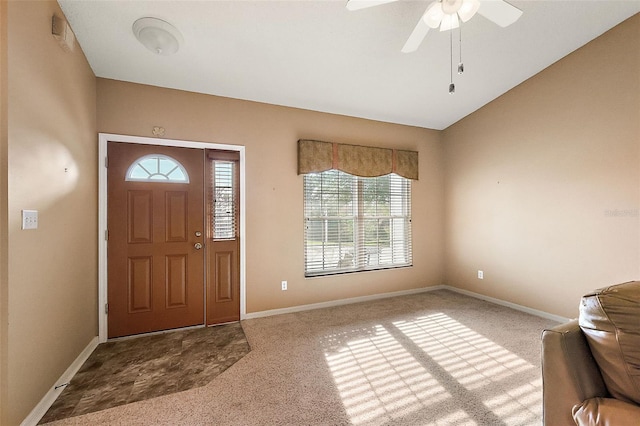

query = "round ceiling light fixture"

[
  {"left": 423, "top": 0, "right": 481, "bottom": 31},
  {"left": 132, "top": 17, "right": 183, "bottom": 56}
]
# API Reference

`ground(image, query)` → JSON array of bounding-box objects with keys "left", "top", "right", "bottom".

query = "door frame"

[{"left": 98, "top": 133, "right": 246, "bottom": 343}]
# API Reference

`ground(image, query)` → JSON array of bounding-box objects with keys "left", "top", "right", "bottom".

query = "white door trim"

[{"left": 98, "top": 133, "right": 247, "bottom": 343}]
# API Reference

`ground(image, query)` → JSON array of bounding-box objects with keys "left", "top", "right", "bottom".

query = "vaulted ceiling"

[{"left": 58, "top": 1, "right": 640, "bottom": 130}]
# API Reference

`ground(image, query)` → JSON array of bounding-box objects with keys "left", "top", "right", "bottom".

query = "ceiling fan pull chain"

[
  {"left": 458, "top": 26, "right": 464, "bottom": 75},
  {"left": 449, "top": 29, "right": 455, "bottom": 94}
]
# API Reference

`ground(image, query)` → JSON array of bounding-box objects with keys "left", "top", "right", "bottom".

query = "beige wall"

[
  {"left": 97, "top": 79, "right": 444, "bottom": 313},
  {"left": 7, "top": 1, "right": 97, "bottom": 424},
  {"left": 443, "top": 15, "right": 640, "bottom": 319},
  {"left": 0, "top": 1, "right": 8, "bottom": 423}
]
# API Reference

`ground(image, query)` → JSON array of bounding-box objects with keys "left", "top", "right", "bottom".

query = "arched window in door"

[{"left": 125, "top": 154, "right": 190, "bottom": 183}]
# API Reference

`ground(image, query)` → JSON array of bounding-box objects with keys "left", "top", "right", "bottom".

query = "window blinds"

[
  {"left": 304, "top": 170, "right": 412, "bottom": 276},
  {"left": 212, "top": 160, "right": 237, "bottom": 240}
]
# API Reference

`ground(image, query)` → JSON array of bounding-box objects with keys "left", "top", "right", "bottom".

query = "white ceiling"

[{"left": 58, "top": 1, "right": 640, "bottom": 130}]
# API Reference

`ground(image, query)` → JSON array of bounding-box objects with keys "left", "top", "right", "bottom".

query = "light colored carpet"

[{"left": 43, "top": 289, "right": 558, "bottom": 425}]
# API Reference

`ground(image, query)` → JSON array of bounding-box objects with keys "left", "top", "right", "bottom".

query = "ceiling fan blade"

[
  {"left": 346, "top": 0, "right": 398, "bottom": 11},
  {"left": 477, "top": 0, "right": 523, "bottom": 27},
  {"left": 401, "top": 17, "right": 430, "bottom": 53}
]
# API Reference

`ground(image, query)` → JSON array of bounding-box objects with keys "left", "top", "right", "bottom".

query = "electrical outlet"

[
  {"left": 22, "top": 210, "right": 38, "bottom": 230},
  {"left": 478, "top": 270, "right": 484, "bottom": 280},
  {"left": 281, "top": 280, "right": 287, "bottom": 291}
]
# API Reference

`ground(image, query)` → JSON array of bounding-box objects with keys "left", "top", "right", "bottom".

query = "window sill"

[{"left": 304, "top": 264, "right": 413, "bottom": 279}]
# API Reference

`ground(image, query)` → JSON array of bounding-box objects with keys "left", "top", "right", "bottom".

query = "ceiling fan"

[{"left": 346, "top": 0, "right": 523, "bottom": 53}]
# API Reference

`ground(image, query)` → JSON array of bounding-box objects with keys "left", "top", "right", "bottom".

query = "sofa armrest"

[
  {"left": 542, "top": 319, "right": 608, "bottom": 426},
  {"left": 572, "top": 397, "right": 640, "bottom": 425}
]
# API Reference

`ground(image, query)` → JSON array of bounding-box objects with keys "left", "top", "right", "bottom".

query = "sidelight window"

[{"left": 211, "top": 160, "right": 237, "bottom": 240}]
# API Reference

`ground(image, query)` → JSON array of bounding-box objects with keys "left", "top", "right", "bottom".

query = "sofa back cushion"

[{"left": 579, "top": 281, "right": 640, "bottom": 405}]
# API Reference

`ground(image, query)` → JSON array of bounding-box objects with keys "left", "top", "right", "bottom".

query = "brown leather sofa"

[{"left": 541, "top": 281, "right": 640, "bottom": 425}]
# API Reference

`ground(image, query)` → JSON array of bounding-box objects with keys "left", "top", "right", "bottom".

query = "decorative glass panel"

[{"left": 125, "top": 154, "right": 190, "bottom": 183}]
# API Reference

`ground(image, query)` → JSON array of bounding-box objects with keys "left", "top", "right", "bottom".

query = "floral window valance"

[{"left": 297, "top": 139, "right": 418, "bottom": 180}]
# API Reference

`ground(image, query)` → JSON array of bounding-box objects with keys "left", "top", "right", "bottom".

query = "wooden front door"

[{"left": 107, "top": 142, "right": 205, "bottom": 338}]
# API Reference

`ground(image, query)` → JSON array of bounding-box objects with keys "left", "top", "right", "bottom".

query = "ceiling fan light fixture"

[
  {"left": 423, "top": 2, "right": 445, "bottom": 29},
  {"left": 441, "top": 0, "right": 463, "bottom": 15},
  {"left": 458, "top": 0, "right": 480, "bottom": 22},
  {"left": 133, "top": 17, "right": 183, "bottom": 56}
]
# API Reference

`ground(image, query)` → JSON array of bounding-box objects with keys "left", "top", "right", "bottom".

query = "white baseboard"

[
  {"left": 244, "top": 285, "right": 446, "bottom": 319},
  {"left": 244, "top": 284, "right": 570, "bottom": 324},
  {"left": 443, "top": 285, "right": 572, "bottom": 323},
  {"left": 21, "top": 336, "right": 99, "bottom": 426}
]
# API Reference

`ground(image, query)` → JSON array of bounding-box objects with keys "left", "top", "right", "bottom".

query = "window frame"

[{"left": 303, "top": 170, "right": 412, "bottom": 277}]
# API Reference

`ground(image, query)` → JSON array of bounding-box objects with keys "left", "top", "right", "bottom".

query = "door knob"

[{"left": 194, "top": 242, "right": 203, "bottom": 250}]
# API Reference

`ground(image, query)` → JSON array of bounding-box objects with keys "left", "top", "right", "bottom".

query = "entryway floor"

[{"left": 39, "top": 322, "right": 250, "bottom": 424}]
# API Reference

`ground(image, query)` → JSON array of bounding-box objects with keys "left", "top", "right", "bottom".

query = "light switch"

[{"left": 22, "top": 210, "right": 38, "bottom": 230}]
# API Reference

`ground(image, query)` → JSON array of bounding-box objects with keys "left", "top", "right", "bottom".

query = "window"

[
  {"left": 304, "top": 170, "right": 412, "bottom": 276},
  {"left": 125, "top": 154, "right": 189, "bottom": 183},
  {"left": 211, "top": 160, "right": 237, "bottom": 240}
]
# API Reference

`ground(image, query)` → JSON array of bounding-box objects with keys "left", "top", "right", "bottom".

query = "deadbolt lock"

[{"left": 195, "top": 231, "right": 202, "bottom": 237}]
